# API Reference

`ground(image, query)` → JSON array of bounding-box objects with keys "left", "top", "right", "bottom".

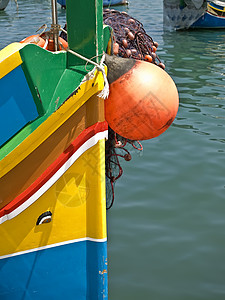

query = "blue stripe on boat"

[
  {"left": 0, "top": 66, "right": 38, "bottom": 146},
  {"left": 191, "top": 11, "right": 225, "bottom": 28},
  {"left": 0, "top": 240, "right": 108, "bottom": 299},
  {"left": 57, "top": 0, "right": 66, "bottom": 6},
  {"left": 208, "top": 1, "right": 224, "bottom": 10}
]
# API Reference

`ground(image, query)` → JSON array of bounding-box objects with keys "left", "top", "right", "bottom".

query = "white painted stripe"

[
  {"left": 0, "top": 130, "right": 108, "bottom": 225},
  {"left": 0, "top": 237, "right": 107, "bottom": 260}
]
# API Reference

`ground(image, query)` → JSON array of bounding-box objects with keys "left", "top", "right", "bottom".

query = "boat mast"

[
  {"left": 51, "top": 0, "right": 59, "bottom": 51},
  {"left": 66, "top": 0, "right": 103, "bottom": 65}
]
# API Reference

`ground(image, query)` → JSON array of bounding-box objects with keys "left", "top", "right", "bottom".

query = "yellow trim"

[
  {"left": 0, "top": 43, "right": 24, "bottom": 79},
  {"left": 0, "top": 140, "right": 107, "bottom": 256},
  {"left": 208, "top": 3, "right": 225, "bottom": 13},
  {"left": 0, "top": 67, "right": 105, "bottom": 178}
]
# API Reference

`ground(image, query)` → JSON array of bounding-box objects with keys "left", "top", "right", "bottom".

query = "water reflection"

[
  {"left": 0, "top": 0, "right": 60, "bottom": 49},
  {"left": 161, "top": 29, "right": 225, "bottom": 143}
]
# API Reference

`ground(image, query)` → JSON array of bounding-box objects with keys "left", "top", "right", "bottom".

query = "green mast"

[{"left": 66, "top": 0, "right": 104, "bottom": 65}]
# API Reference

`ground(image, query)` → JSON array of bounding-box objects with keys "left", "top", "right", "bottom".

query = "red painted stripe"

[{"left": 0, "top": 121, "right": 108, "bottom": 218}]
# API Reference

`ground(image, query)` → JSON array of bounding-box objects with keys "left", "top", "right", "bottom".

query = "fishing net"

[
  {"left": 105, "top": 128, "right": 143, "bottom": 209},
  {"left": 103, "top": 9, "right": 165, "bottom": 68},
  {"left": 103, "top": 9, "right": 163, "bottom": 209}
]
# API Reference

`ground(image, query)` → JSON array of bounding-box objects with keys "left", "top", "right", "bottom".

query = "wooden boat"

[
  {"left": 0, "top": 0, "right": 9, "bottom": 10},
  {"left": 191, "top": 0, "right": 225, "bottom": 28},
  {"left": 0, "top": 0, "right": 110, "bottom": 298},
  {"left": 164, "top": 0, "right": 225, "bottom": 29},
  {"left": 0, "top": 0, "right": 179, "bottom": 297},
  {"left": 57, "top": 0, "right": 128, "bottom": 8}
]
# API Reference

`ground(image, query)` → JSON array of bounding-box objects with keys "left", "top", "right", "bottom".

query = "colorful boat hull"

[
  {"left": 0, "top": 0, "right": 110, "bottom": 298},
  {"left": 191, "top": 1, "right": 225, "bottom": 28},
  {"left": 190, "top": 11, "right": 225, "bottom": 28},
  {"left": 1, "top": 240, "right": 107, "bottom": 299},
  {"left": 164, "top": 0, "right": 225, "bottom": 29}
]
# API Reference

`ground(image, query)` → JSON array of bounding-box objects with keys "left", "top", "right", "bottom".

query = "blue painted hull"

[
  {"left": 0, "top": 65, "right": 38, "bottom": 147},
  {"left": 57, "top": 0, "right": 66, "bottom": 6},
  {"left": 191, "top": 11, "right": 225, "bottom": 28},
  {"left": 0, "top": 240, "right": 108, "bottom": 299}
]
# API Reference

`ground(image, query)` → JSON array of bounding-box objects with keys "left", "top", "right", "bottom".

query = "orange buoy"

[
  {"left": 20, "top": 35, "right": 46, "bottom": 48},
  {"left": 152, "top": 45, "right": 157, "bottom": 53},
  {"left": 20, "top": 34, "right": 68, "bottom": 51},
  {"left": 113, "top": 42, "right": 119, "bottom": 55},
  {"left": 43, "top": 37, "right": 68, "bottom": 51},
  {"left": 104, "top": 55, "right": 179, "bottom": 140},
  {"left": 144, "top": 54, "right": 153, "bottom": 63},
  {"left": 58, "top": 37, "right": 68, "bottom": 50}
]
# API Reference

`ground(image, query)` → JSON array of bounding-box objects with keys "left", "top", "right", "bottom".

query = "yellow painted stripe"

[
  {"left": 0, "top": 67, "right": 105, "bottom": 177},
  {"left": 0, "top": 238, "right": 107, "bottom": 260},
  {"left": 0, "top": 140, "right": 107, "bottom": 256},
  {"left": 0, "top": 43, "right": 25, "bottom": 79},
  {"left": 208, "top": 3, "right": 225, "bottom": 12}
]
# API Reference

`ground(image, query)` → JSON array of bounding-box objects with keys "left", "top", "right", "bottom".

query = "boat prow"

[
  {"left": 191, "top": 1, "right": 225, "bottom": 28},
  {"left": 0, "top": 0, "right": 110, "bottom": 298}
]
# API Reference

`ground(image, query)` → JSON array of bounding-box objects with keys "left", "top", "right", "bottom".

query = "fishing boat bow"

[{"left": 0, "top": 0, "right": 111, "bottom": 298}]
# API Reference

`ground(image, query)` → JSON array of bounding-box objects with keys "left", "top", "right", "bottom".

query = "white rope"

[
  {"left": 59, "top": 27, "right": 109, "bottom": 99},
  {"left": 97, "top": 54, "right": 109, "bottom": 99},
  {"left": 67, "top": 49, "right": 109, "bottom": 99}
]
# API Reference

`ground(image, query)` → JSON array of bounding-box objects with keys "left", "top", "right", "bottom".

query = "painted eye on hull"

[{"left": 36, "top": 211, "right": 52, "bottom": 225}]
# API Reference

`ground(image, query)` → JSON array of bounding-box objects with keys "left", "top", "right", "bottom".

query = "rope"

[
  {"left": 66, "top": 50, "right": 109, "bottom": 99},
  {"left": 60, "top": 27, "right": 109, "bottom": 99},
  {"left": 58, "top": 17, "right": 146, "bottom": 210}
]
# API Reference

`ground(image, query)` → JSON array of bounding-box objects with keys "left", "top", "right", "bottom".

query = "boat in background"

[
  {"left": 0, "top": 0, "right": 9, "bottom": 10},
  {"left": 103, "top": 0, "right": 128, "bottom": 6},
  {"left": 0, "top": 0, "right": 110, "bottom": 298},
  {"left": 164, "top": 0, "right": 225, "bottom": 29},
  {"left": 57, "top": 0, "right": 66, "bottom": 8},
  {"left": 57, "top": 0, "right": 128, "bottom": 8},
  {"left": 191, "top": 0, "right": 225, "bottom": 28}
]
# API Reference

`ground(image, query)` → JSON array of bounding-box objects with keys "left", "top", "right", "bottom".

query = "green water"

[
  {"left": 1, "top": 1, "right": 225, "bottom": 299},
  {"left": 107, "top": 1, "right": 225, "bottom": 300}
]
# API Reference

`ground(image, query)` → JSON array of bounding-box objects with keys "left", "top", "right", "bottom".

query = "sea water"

[{"left": 1, "top": 1, "right": 225, "bottom": 299}]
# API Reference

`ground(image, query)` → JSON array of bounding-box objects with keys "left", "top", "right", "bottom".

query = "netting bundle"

[
  {"left": 103, "top": 9, "right": 165, "bottom": 69},
  {"left": 103, "top": 9, "right": 166, "bottom": 209},
  {"left": 105, "top": 128, "right": 143, "bottom": 209},
  {"left": 103, "top": 9, "right": 165, "bottom": 209}
]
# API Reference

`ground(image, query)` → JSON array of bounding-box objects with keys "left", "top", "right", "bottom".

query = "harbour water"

[{"left": 1, "top": 1, "right": 225, "bottom": 299}]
